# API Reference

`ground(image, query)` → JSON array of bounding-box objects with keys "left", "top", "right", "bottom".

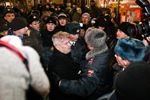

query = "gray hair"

[{"left": 52, "top": 31, "right": 69, "bottom": 46}]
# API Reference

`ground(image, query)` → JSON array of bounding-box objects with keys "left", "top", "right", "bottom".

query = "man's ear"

[{"left": 29, "top": 24, "right": 32, "bottom": 27}]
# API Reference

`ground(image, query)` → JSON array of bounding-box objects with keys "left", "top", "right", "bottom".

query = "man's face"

[
  {"left": 46, "top": 23, "right": 56, "bottom": 31},
  {"left": 57, "top": 38, "right": 71, "bottom": 54},
  {"left": 4, "top": 13, "right": 15, "bottom": 23},
  {"left": 59, "top": 18, "right": 67, "bottom": 26},
  {"left": 116, "top": 29, "right": 128, "bottom": 39},
  {"left": 30, "top": 21, "right": 40, "bottom": 31},
  {"left": 90, "top": 2, "right": 94, "bottom": 6},
  {"left": 115, "top": 54, "right": 125, "bottom": 67},
  {"left": 87, "top": 44, "right": 94, "bottom": 50},
  {"left": 82, "top": 16, "right": 89, "bottom": 24},
  {"left": 98, "top": 26, "right": 105, "bottom": 31},
  {"left": 14, "top": 26, "right": 28, "bottom": 36},
  {"left": 69, "top": 34, "right": 79, "bottom": 42}
]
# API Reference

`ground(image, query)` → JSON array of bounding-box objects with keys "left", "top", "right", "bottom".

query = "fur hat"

[
  {"left": 27, "top": 14, "right": 40, "bottom": 24},
  {"left": 65, "top": 22, "right": 81, "bottom": 34},
  {"left": 118, "top": 22, "right": 130, "bottom": 36},
  {"left": 46, "top": 16, "right": 56, "bottom": 25},
  {"left": 3, "top": 8, "right": 15, "bottom": 17},
  {"left": 58, "top": 13, "right": 67, "bottom": 20},
  {"left": 116, "top": 61, "right": 150, "bottom": 100},
  {"left": 10, "top": 17, "right": 27, "bottom": 31},
  {"left": 85, "top": 28, "right": 107, "bottom": 48},
  {"left": 114, "top": 37, "right": 147, "bottom": 61},
  {"left": 82, "top": 13, "right": 90, "bottom": 20}
]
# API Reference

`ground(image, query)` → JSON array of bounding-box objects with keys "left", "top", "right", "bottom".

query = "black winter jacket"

[
  {"left": 60, "top": 49, "right": 114, "bottom": 100},
  {"left": 48, "top": 48, "right": 85, "bottom": 100}
]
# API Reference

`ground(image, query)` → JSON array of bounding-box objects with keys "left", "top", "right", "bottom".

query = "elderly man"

[
  {"left": 52, "top": 28, "right": 115, "bottom": 100},
  {"left": 0, "top": 8, "right": 15, "bottom": 32},
  {"left": 48, "top": 31, "right": 84, "bottom": 100}
]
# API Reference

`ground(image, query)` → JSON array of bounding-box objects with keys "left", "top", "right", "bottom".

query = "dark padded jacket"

[{"left": 60, "top": 49, "right": 115, "bottom": 100}]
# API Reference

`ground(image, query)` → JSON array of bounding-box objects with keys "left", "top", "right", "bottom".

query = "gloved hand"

[{"left": 50, "top": 72, "right": 61, "bottom": 88}]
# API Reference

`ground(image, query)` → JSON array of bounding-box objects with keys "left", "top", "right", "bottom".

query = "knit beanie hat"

[
  {"left": 58, "top": 13, "right": 67, "bottom": 20},
  {"left": 82, "top": 13, "right": 90, "bottom": 20},
  {"left": 116, "top": 61, "right": 150, "bottom": 100},
  {"left": 118, "top": 22, "right": 130, "bottom": 36},
  {"left": 85, "top": 28, "right": 107, "bottom": 49},
  {"left": 65, "top": 22, "right": 81, "bottom": 34},
  {"left": 27, "top": 14, "right": 40, "bottom": 24},
  {"left": 96, "top": 16, "right": 107, "bottom": 27},
  {"left": 46, "top": 16, "right": 56, "bottom": 25},
  {"left": 10, "top": 17, "right": 27, "bottom": 31},
  {"left": 114, "top": 37, "right": 147, "bottom": 61}
]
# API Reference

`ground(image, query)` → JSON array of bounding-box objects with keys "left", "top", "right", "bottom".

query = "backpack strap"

[{"left": 0, "top": 40, "right": 30, "bottom": 73}]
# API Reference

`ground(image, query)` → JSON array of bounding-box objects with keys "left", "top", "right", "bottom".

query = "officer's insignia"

[
  {"left": 7, "top": 9, "right": 10, "bottom": 11},
  {"left": 87, "top": 69, "right": 94, "bottom": 77},
  {"left": 33, "top": 16, "right": 36, "bottom": 19},
  {"left": 49, "top": 20, "right": 52, "bottom": 23},
  {"left": 51, "top": 46, "right": 54, "bottom": 51},
  {"left": 76, "top": 29, "right": 79, "bottom": 33}
]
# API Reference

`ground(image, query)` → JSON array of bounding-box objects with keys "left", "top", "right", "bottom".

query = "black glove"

[{"left": 50, "top": 72, "right": 61, "bottom": 88}]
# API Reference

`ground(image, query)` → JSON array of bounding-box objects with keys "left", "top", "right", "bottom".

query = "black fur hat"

[
  {"left": 3, "top": 8, "right": 15, "bottom": 17},
  {"left": 27, "top": 14, "right": 40, "bottom": 24},
  {"left": 65, "top": 22, "right": 81, "bottom": 34}
]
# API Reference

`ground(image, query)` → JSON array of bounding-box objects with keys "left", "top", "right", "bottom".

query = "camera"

[{"left": 128, "top": 0, "right": 150, "bottom": 38}]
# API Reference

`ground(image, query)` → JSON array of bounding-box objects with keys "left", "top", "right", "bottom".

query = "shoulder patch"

[
  {"left": 87, "top": 69, "right": 94, "bottom": 77},
  {"left": 87, "top": 56, "right": 95, "bottom": 65}
]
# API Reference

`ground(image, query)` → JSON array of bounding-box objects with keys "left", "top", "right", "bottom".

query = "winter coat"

[
  {"left": 48, "top": 48, "right": 83, "bottom": 100},
  {"left": 85, "top": 5, "right": 101, "bottom": 19},
  {"left": 0, "top": 36, "right": 50, "bottom": 100},
  {"left": 69, "top": 7, "right": 82, "bottom": 22},
  {"left": 60, "top": 48, "right": 115, "bottom": 100},
  {"left": 55, "top": 24, "right": 66, "bottom": 32},
  {"left": 0, "top": 18, "right": 11, "bottom": 32},
  {"left": 71, "top": 36, "right": 88, "bottom": 64},
  {"left": 41, "top": 28, "right": 56, "bottom": 47}
]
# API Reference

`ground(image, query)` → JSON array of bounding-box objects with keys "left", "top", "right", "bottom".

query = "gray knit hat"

[
  {"left": 85, "top": 28, "right": 107, "bottom": 49},
  {"left": 82, "top": 13, "right": 90, "bottom": 20}
]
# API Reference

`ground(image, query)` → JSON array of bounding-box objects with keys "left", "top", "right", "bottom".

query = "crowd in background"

[{"left": 0, "top": 0, "right": 150, "bottom": 100}]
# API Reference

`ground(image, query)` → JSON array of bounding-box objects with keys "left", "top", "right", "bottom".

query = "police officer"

[
  {"left": 0, "top": 8, "right": 15, "bottom": 32},
  {"left": 65, "top": 22, "right": 88, "bottom": 65},
  {"left": 52, "top": 28, "right": 115, "bottom": 100}
]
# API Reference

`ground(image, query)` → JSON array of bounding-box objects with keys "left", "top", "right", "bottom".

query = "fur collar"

[{"left": 86, "top": 44, "right": 108, "bottom": 60}]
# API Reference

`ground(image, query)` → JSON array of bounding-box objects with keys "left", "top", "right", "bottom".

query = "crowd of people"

[{"left": 0, "top": 0, "right": 150, "bottom": 100}]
